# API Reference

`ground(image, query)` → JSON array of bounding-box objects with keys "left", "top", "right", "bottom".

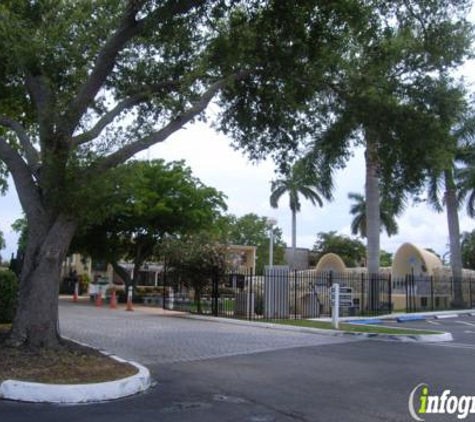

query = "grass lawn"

[
  {"left": 267, "top": 319, "right": 441, "bottom": 335},
  {"left": 0, "top": 325, "right": 138, "bottom": 384}
]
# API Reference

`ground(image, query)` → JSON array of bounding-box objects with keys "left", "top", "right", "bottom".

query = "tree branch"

[
  {"left": 0, "top": 136, "right": 43, "bottom": 219},
  {"left": 25, "top": 73, "right": 55, "bottom": 143},
  {"left": 89, "top": 72, "right": 247, "bottom": 174},
  {"left": 61, "top": 0, "right": 206, "bottom": 137},
  {"left": 72, "top": 80, "right": 181, "bottom": 146},
  {"left": 0, "top": 115, "right": 41, "bottom": 174}
]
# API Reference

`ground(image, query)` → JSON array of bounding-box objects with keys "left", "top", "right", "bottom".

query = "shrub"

[
  {"left": 79, "top": 273, "right": 90, "bottom": 293},
  {"left": 0, "top": 270, "right": 19, "bottom": 323}
]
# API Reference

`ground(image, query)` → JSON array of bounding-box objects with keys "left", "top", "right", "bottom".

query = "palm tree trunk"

[
  {"left": 444, "top": 169, "right": 465, "bottom": 307},
  {"left": 365, "top": 139, "right": 381, "bottom": 275},
  {"left": 291, "top": 209, "right": 297, "bottom": 270}
]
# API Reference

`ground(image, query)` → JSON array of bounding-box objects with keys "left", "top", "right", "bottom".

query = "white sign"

[{"left": 330, "top": 286, "right": 353, "bottom": 308}]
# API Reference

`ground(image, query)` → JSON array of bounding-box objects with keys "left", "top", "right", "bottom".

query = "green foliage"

[
  {"left": 380, "top": 250, "right": 393, "bottom": 267},
  {"left": 313, "top": 231, "right": 366, "bottom": 268},
  {"left": 79, "top": 273, "right": 90, "bottom": 293},
  {"left": 0, "top": 229, "right": 5, "bottom": 251},
  {"left": 461, "top": 230, "right": 475, "bottom": 270},
  {"left": 348, "top": 192, "right": 403, "bottom": 238},
  {"left": 162, "top": 233, "right": 228, "bottom": 313},
  {"left": 11, "top": 217, "right": 26, "bottom": 253},
  {"left": 216, "top": 213, "right": 286, "bottom": 274},
  {"left": 270, "top": 159, "right": 333, "bottom": 213},
  {"left": 72, "top": 159, "right": 226, "bottom": 285},
  {"left": 0, "top": 270, "right": 18, "bottom": 323}
]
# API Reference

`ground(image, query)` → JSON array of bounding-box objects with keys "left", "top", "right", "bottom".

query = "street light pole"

[{"left": 267, "top": 218, "right": 277, "bottom": 268}]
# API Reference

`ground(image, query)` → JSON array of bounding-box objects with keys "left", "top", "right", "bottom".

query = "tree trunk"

[
  {"left": 365, "top": 141, "right": 381, "bottom": 275},
  {"left": 8, "top": 214, "right": 77, "bottom": 348},
  {"left": 444, "top": 170, "right": 465, "bottom": 307},
  {"left": 291, "top": 209, "right": 297, "bottom": 270}
]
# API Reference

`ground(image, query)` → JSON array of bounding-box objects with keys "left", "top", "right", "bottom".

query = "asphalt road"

[{"left": 1, "top": 305, "right": 474, "bottom": 422}]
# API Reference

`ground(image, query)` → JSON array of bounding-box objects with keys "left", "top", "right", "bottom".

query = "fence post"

[
  {"left": 388, "top": 274, "right": 392, "bottom": 314},
  {"left": 431, "top": 276, "right": 434, "bottom": 311},
  {"left": 470, "top": 278, "right": 473, "bottom": 309},
  {"left": 405, "top": 275, "right": 408, "bottom": 313},
  {"left": 294, "top": 270, "right": 298, "bottom": 320},
  {"left": 163, "top": 261, "right": 167, "bottom": 310},
  {"left": 361, "top": 273, "right": 365, "bottom": 313},
  {"left": 332, "top": 283, "right": 340, "bottom": 329},
  {"left": 212, "top": 271, "right": 218, "bottom": 317}
]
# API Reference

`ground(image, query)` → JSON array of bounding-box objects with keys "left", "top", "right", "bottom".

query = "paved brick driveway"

[{"left": 59, "top": 300, "right": 356, "bottom": 365}]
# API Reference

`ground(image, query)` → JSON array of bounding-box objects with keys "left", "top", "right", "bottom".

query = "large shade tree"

[
  {"left": 0, "top": 1, "right": 376, "bottom": 347},
  {"left": 71, "top": 159, "right": 226, "bottom": 291}
]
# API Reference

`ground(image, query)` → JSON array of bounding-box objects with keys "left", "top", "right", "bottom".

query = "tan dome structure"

[
  {"left": 391, "top": 243, "right": 442, "bottom": 280},
  {"left": 315, "top": 253, "right": 347, "bottom": 274}
]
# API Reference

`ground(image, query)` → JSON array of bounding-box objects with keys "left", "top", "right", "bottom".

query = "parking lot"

[
  {"left": 2, "top": 303, "right": 475, "bottom": 421},
  {"left": 379, "top": 313, "right": 475, "bottom": 349}
]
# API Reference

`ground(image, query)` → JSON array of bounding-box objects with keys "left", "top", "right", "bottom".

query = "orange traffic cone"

[
  {"left": 109, "top": 289, "right": 117, "bottom": 309},
  {"left": 72, "top": 282, "right": 79, "bottom": 302},
  {"left": 126, "top": 286, "right": 134, "bottom": 312},
  {"left": 95, "top": 292, "right": 103, "bottom": 307}
]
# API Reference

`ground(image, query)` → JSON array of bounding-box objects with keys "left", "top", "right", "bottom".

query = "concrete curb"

[
  {"left": 0, "top": 343, "right": 152, "bottom": 404},
  {"left": 318, "top": 308, "right": 475, "bottom": 323},
  {"left": 183, "top": 315, "right": 452, "bottom": 343}
]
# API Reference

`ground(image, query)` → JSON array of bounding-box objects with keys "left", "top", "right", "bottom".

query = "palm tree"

[
  {"left": 270, "top": 160, "right": 333, "bottom": 269},
  {"left": 428, "top": 112, "right": 475, "bottom": 307},
  {"left": 348, "top": 192, "right": 401, "bottom": 238}
]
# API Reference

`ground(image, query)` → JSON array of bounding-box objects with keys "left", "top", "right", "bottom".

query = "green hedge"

[{"left": 0, "top": 270, "right": 18, "bottom": 323}]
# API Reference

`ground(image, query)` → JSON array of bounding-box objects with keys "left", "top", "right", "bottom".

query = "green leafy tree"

[
  {"left": 379, "top": 250, "right": 393, "bottom": 267},
  {"left": 306, "top": 1, "right": 472, "bottom": 277},
  {"left": 313, "top": 231, "right": 366, "bottom": 268},
  {"left": 72, "top": 160, "right": 226, "bottom": 291},
  {"left": 217, "top": 213, "right": 286, "bottom": 274},
  {"left": 348, "top": 192, "right": 402, "bottom": 238},
  {"left": 161, "top": 233, "right": 228, "bottom": 314},
  {"left": 270, "top": 160, "right": 332, "bottom": 269},
  {"left": 461, "top": 230, "right": 475, "bottom": 270},
  {"left": 0, "top": 0, "right": 382, "bottom": 348}
]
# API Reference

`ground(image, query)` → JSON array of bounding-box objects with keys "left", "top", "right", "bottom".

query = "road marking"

[
  {"left": 426, "top": 320, "right": 441, "bottom": 326},
  {"left": 456, "top": 321, "right": 475, "bottom": 328},
  {"left": 423, "top": 342, "right": 475, "bottom": 350},
  {"left": 434, "top": 314, "right": 459, "bottom": 319},
  {"left": 463, "top": 330, "right": 475, "bottom": 334}
]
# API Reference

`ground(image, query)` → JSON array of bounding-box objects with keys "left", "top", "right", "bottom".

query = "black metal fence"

[
  {"left": 164, "top": 268, "right": 393, "bottom": 320},
  {"left": 401, "top": 275, "right": 475, "bottom": 313}
]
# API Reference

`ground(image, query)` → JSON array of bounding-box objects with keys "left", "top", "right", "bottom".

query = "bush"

[{"left": 0, "top": 270, "right": 19, "bottom": 323}]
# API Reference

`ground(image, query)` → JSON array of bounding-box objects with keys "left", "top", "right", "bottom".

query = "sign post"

[{"left": 332, "top": 283, "right": 339, "bottom": 329}]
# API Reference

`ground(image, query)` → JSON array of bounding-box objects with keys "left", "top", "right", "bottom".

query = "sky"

[{"left": 1, "top": 12, "right": 475, "bottom": 262}]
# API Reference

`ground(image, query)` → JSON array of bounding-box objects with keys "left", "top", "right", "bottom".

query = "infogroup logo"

[{"left": 409, "top": 383, "right": 475, "bottom": 420}]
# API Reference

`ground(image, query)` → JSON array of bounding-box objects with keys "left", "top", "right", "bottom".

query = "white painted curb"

[
  {"left": 0, "top": 352, "right": 151, "bottom": 403},
  {"left": 434, "top": 314, "right": 459, "bottom": 319}
]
